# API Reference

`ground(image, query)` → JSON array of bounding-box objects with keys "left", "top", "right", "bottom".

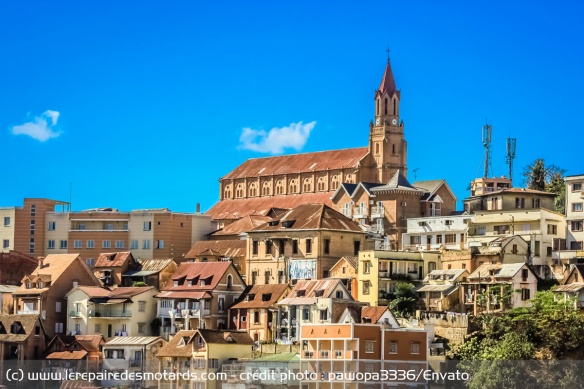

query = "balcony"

[
  {"left": 89, "top": 310, "right": 132, "bottom": 318},
  {"left": 353, "top": 207, "right": 367, "bottom": 219},
  {"left": 70, "top": 310, "right": 83, "bottom": 318},
  {"left": 17, "top": 309, "right": 39, "bottom": 315},
  {"left": 371, "top": 206, "right": 384, "bottom": 219},
  {"left": 379, "top": 270, "right": 390, "bottom": 278}
]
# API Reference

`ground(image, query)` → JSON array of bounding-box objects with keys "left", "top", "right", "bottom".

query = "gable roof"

[
  {"left": 158, "top": 262, "right": 240, "bottom": 298},
  {"left": 136, "top": 258, "right": 176, "bottom": 273},
  {"left": 361, "top": 306, "right": 389, "bottom": 323},
  {"left": 197, "top": 329, "right": 254, "bottom": 345},
  {"left": 423, "top": 269, "right": 469, "bottom": 283},
  {"left": 231, "top": 284, "right": 289, "bottom": 309},
  {"left": 468, "top": 263, "right": 531, "bottom": 280},
  {"left": 14, "top": 254, "right": 100, "bottom": 296},
  {"left": 185, "top": 240, "right": 246, "bottom": 259},
  {"left": 74, "top": 286, "right": 154, "bottom": 299},
  {"left": 206, "top": 192, "right": 334, "bottom": 220},
  {"left": 211, "top": 215, "right": 271, "bottom": 237},
  {"left": 278, "top": 279, "right": 351, "bottom": 306},
  {"left": 94, "top": 252, "right": 136, "bottom": 268},
  {"left": 251, "top": 204, "right": 364, "bottom": 233},
  {"left": 371, "top": 170, "right": 422, "bottom": 194},
  {"left": 0, "top": 314, "right": 42, "bottom": 342},
  {"left": 222, "top": 147, "right": 368, "bottom": 180},
  {"left": 156, "top": 330, "right": 195, "bottom": 358},
  {"left": 330, "top": 256, "right": 358, "bottom": 273}
]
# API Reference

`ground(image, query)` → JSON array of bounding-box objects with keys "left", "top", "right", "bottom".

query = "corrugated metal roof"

[
  {"left": 162, "top": 262, "right": 231, "bottom": 292},
  {"left": 553, "top": 283, "right": 584, "bottom": 292},
  {"left": 417, "top": 284, "right": 455, "bottom": 292},
  {"left": 231, "top": 284, "right": 289, "bottom": 309},
  {"left": 277, "top": 297, "right": 317, "bottom": 305},
  {"left": 250, "top": 352, "right": 299, "bottom": 362},
  {"left": 211, "top": 215, "right": 271, "bottom": 236},
  {"left": 185, "top": 240, "right": 246, "bottom": 259},
  {"left": 94, "top": 252, "right": 135, "bottom": 268},
  {"left": 137, "top": 258, "right": 175, "bottom": 272},
  {"left": 468, "top": 263, "right": 526, "bottom": 279},
  {"left": 0, "top": 285, "right": 18, "bottom": 293},
  {"left": 104, "top": 336, "right": 162, "bottom": 346}
]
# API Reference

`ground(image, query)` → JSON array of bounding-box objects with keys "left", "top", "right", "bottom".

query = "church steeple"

[{"left": 368, "top": 54, "right": 407, "bottom": 183}]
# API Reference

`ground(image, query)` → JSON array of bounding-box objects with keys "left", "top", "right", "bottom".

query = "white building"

[
  {"left": 402, "top": 213, "right": 472, "bottom": 251},
  {"left": 565, "top": 174, "right": 584, "bottom": 253}
]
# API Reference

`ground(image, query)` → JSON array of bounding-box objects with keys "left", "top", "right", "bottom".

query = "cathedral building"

[{"left": 207, "top": 59, "right": 408, "bottom": 223}]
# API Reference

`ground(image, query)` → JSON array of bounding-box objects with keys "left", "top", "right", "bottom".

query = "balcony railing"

[
  {"left": 17, "top": 309, "right": 39, "bottom": 315},
  {"left": 70, "top": 310, "right": 83, "bottom": 318},
  {"left": 89, "top": 310, "right": 132, "bottom": 318},
  {"left": 353, "top": 207, "right": 367, "bottom": 219},
  {"left": 371, "top": 206, "right": 384, "bottom": 219}
]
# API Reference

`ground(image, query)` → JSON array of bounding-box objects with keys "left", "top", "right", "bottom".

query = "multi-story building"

[
  {"left": 274, "top": 279, "right": 361, "bottom": 343},
  {"left": 553, "top": 264, "right": 584, "bottom": 309},
  {"left": 329, "top": 256, "right": 358, "bottom": 299},
  {"left": 358, "top": 250, "right": 441, "bottom": 307},
  {"left": 0, "top": 250, "right": 39, "bottom": 285},
  {"left": 66, "top": 286, "right": 158, "bottom": 340},
  {"left": 464, "top": 188, "right": 565, "bottom": 265},
  {"left": 463, "top": 263, "right": 538, "bottom": 315},
  {"left": 155, "top": 262, "right": 246, "bottom": 338},
  {"left": 156, "top": 329, "right": 254, "bottom": 389},
  {"left": 185, "top": 240, "right": 247, "bottom": 279},
  {"left": 92, "top": 251, "right": 140, "bottom": 287},
  {"left": 469, "top": 176, "right": 512, "bottom": 196},
  {"left": 228, "top": 283, "right": 290, "bottom": 342},
  {"left": 207, "top": 58, "right": 409, "bottom": 224},
  {"left": 402, "top": 213, "right": 472, "bottom": 251},
  {"left": 45, "top": 334, "right": 104, "bottom": 372},
  {"left": 45, "top": 207, "right": 214, "bottom": 263},
  {"left": 0, "top": 198, "right": 69, "bottom": 256},
  {"left": 0, "top": 314, "right": 47, "bottom": 360},
  {"left": 564, "top": 174, "right": 584, "bottom": 252},
  {"left": 246, "top": 204, "right": 367, "bottom": 284},
  {"left": 417, "top": 269, "right": 469, "bottom": 312},
  {"left": 299, "top": 323, "right": 429, "bottom": 389},
  {"left": 331, "top": 175, "right": 457, "bottom": 250},
  {"left": 12, "top": 254, "right": 102, "bottom": 337}
]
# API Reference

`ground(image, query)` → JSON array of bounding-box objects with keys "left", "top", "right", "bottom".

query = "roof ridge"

[{"left": 239, "top": 147, "right": 368, "bottom": 161}]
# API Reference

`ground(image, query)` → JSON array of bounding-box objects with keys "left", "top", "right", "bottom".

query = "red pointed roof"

[{"left": 377, "top": 61, "right": 398, "bottom": 97}]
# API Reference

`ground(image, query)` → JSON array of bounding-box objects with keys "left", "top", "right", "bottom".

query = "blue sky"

[{"left": 2, "top": 1, "right": 583, "bottom": 213}]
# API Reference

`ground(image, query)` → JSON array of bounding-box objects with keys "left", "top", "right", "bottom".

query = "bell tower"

[{"left": 369, "top": 52, "right": 407, "bottom": 183}]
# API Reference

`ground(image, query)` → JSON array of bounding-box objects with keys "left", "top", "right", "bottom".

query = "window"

[
  {"left": 546, "top": 247, "right": 552, "bottom": 257},
  {"left": 319, "top": 309, "right": 328, "bottom": 321},
  {"left": 365, "top": 340, "right": 375, "bottom": 353},
  {"left": 139, "top": 301, "right": 146, "bottom": 312},
  {"left": 494, "top": 225, "right": 510, "bottom": 235},
  {"left": 410, "top": 236, "right": 421, "bottom": 245},
  {"left": 532, "top": 198, "right": 540, "bottom": 208},
  {"left": 240, "top": 316, "right": 246, "bottom": 322},
  {"left": 102, "top": 240, "right": 111, "bottom": 249},
  {"left": 389, "top": 342, "right": 398, "bottom": 354},
  {"left": 86, "top": 258, "right": 95, "bottom": 267},
  {"left": 115, "top": 240, "right": 124, "bottom": 249},
  {"left": 59, "top": 240, "right": 67, "bottom": 249},
  {"left": 265, "top": 240, "right": 272, "bottom": 255},
  {"left": 72, "top": 280, "right": 79, "bottom": 288},
  {"left": 254, "top": 311, "right": 260, "bottom": 323},
  {"left": 573, "top": 183, "right": 582, "bottom": 192},
  {"left": 306, "top": 239, "right": 312, "bottom": 254},
  {"left": 138, "top": 323, "right": 145, "bottom": 334},
  {"left": 48, "top": 221, "right": 56, "bottom": 230},
  {"left": 144, "top": 221, "right": 152, "bottom": 231},
  {"left": 74, "top": 240, "right": 82, "bottom": 249},
  {"left": 477, "top": 226, "right": 486, "bottom": 235},
  {"left": 515, "top": 197, "right": 525, "bottom": 209},
  {"left": 105, "top": 223, "right": 113, "bottom": 230},
  {"left": 363, "top": 261, "right": 371, "bottom": 274},
  {"left": 292, "top": 240, "right": 298, "bottom": 254},
  {"left": 251, "top": 240, "right": 259, "bottom": 255},
  {"left": 410, "top": 343, "right": 420, "bottom": 354},
  {"left": 3, "top": 217, "right": 10, "bottom": 226},
  {"left": 573, "top": 203, "right": 583, "bottom": 212},
  {"left": 571, "top": 221, "right": 583, "bottom": 232},
  {"left": 48, "top": 240, "right": 55, "bottom": 249},
  {"left": 547, "top": 224, "right": 557, "bottom": 235},
  {"left": 362, "top": 281, "right": 370, "bottom": 295},
  {"left": 445, "top": 234, "right": 456, "bottom": 244},
  {"left": 512, "top": 244, "right": 518, "bottom": 254},
  {"left": 143, "top": 240, "right": 151, "bottom": 249},
  {"left": 87, "top": 240, "right": 95, "bottom": 249},
  {"left": 55, "top": 322, "right": 64, "bottom": 334},
  {"left": 521, "top": 288, "right": 531, "bottom": 300},
  {"left": 336, "top": 290, "right": 343, "bottom": 298},
  {"left": 2, "top": 239, "right": 9, "bottom": 248},
  {"left": 130, "top": 240, "right": 138, "bottom": 249},
  {"left": 353, "top": 241, "right": 360, "bottom": 256},
  {"left": 218, "top": 297, "right": 225, "bottom": 312},
  {"left": 302, "top": 308, "right": 310, "bottom": 321},
  {"left": 407, "top": 263, "right": 417, "bottom": 273},
  {"left": 436, "top": 235, "right": 443, "bottom": 244},
  {"left": 322, "top": 238, "right": 330, "bottom": 255},
  {"left": 156, "top": 240, "right": 164, "bottom": 249}
]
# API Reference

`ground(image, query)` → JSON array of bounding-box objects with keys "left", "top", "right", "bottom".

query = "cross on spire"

[{"left": 386, "top": 47, "right": 390, "bottom": 63}]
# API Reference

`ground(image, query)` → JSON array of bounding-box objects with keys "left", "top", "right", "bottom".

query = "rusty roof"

[
  {"left": 94, "top": 251, "right": 135, "bottom": 268},
  {"left": 331, "top": 256, "right": 358, "bottom": 272},
  {"left": 75, "top": 286, "right": 153, "bottom": 298},
  {"left": 361, "top": 306, "right": 389, "bottom": 323},
  {"left": 162, "top": 262, "right": 231, "bottom": 292},
  {"left": 185, "top": 240, "right": 246, "bottom": 259},
  {"left": 46, "top": 350, "right": 88, "bottom": 360},
  {"left": 137, "top": 258, "right": 176, "bottom": 272},
  {"left": 211, "top": 215, "right": 271, "bottom": 236},
  {"left": 554, "top": 283, "right": 584, "bottom": 292},
  {"left": 156, "top": 330, "right": 196, "bottom": 358},
  {"left": 250, "top": 204, "right": 364, "bottom": 233},
  {"left": 231, "top": 284, "right": 289, "bottom": 309},
  {"left": 287, "top": 279, "right": 345, "bottom": 299},
  {"left": 222, "top": 147, "right": 368, "bottom": 180},
  {"left": 206, "top": 192, "right": 334, "bottom": 220},
  {"left": 0, "top": 314, "right": 42, "bottom": 342},
  {"left": 198, "top": 329, "right": 254, "bottom": 345}
]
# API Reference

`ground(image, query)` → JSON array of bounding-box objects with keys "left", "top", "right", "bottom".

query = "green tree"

[
  {"left": 389, "top": 283, "right": 417, "bottom": 317},
  {"left": 522, "top": 158, "right": 566, "bottom": 214}
]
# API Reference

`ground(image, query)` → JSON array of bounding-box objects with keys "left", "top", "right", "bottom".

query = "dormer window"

[
  {"left": 38, "top": 282, "right": 44, "bottom": 289},
  {"left": 246, "top": 294, "right": 255, "bottom": 301},
  {"left": 187, "top": 280, "right": 193, "bottom": 287},
  {"left": 314, "top": 289, "right": 324, "bottom": 297},
  {"left": 26, "top": 282, "right": 33, "bottom": 289},
  {"left": 262, "top": 293, "right": 271, "bottom": 302},
  {"left": 296, "top": 290, "right": 305, "bottom": 297},
  {"left": 268, "top": 220, "right": 279, "bottom": 226},
  {"left": 282, "top": 220, "right": 295, "bottom": 228},
  {"left": 174, "top": 281, "right": 179, "bottom": 287}
]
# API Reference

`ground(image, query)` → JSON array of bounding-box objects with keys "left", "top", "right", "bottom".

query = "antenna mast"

[
  {"left": 506, "top": 138, "right": 517, "bottom": 183},
  {"left": 482, "top": 120, "right": 492, "bottom": 178}
]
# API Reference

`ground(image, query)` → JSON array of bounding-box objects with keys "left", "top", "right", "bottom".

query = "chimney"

[
  {"left": 39, "top": 256, "right": 45, "bottom": 269},
  {"left": 196, "top": 203, "right": 201, "bottom": 213}
]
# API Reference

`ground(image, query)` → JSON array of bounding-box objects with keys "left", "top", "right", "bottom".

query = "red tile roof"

[
  {"left": 231, "top": 284, "right": 289, "bottom": 309},
  {"left": 211, "top": 215, "right": 271, "bottom": 236},
  {"left": 161, "top": 262, "right": 231, "bottom": 292},
  {"left": 361, "top": 306, "right": 388, "bottom": 323},
  {"left": 206, "top": 192, "right": 334, "bottom": 220},
  {"left": 46, "top": 350, "right": 88, "bottom": 360},
  {"left": 222, "top": 147, "right": 368, "bottom": 180},
  {"left": 185, "top": 240, "right": 246, "bottom": 259},
  {"left": 94, "top": 252, "right": 134, "bottom": 268}
]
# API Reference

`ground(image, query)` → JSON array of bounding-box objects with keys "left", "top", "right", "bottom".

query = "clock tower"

[{"left": 368, "top": 56, "right": 407, "bottom": 183}]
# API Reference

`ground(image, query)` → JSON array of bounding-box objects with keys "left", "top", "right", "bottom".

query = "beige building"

[
  {"left": 185, "top": 240, "right": 247, "bottom": 279},
  {"left": 156, "top": 329, "right": 254, "bottom": 389},
  {"left": 12, "top": 254, "right": 102, "bottom": 338},
  {"left": 245, "top": 204, "right": 367, "bottom": 285},
  {"left": 0, "top": 314, "right": 47, "bottom": 360},
  {"left": 417, "top": 269, "right": 469, "bottom": 312},
  {"left": 155, "top": 262, "right": 246, "bottom": 338},
  {"left": 564, "top": 174, "right": 584, "bottom": 253},
  {"left": 358, "top": 250, "right": 441, "bottom": 307},
  {"left": 207, "top": 59, "right": 408, "bottom": 223},
  {"left": 329, "top": 256, "right": 358, "bottom": 299},
  {"left": 66, "top": 286, "right": 158, "bottom": 340}
]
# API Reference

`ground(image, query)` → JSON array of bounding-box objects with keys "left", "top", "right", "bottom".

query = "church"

[{"left": 207, "top": 58, "right": 409, "bottom": 223}]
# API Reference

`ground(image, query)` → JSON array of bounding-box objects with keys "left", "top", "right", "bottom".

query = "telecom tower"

[
  {"left": 506, "top": 138, "right": 517, "bottom": 183},
  {"left": 482, "top": 121, "right": 493, "bottom": 178}
]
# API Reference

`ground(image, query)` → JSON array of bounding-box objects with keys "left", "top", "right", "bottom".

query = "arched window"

[
  {"left": 393, "top": 99, "right": 397, "bottom": 115},
  {"left": 227, "top": 274, "right": 233, "bottom": 290},
  {"left": 275, "top": 180, "right": 284, "bottom": 195},
  {"left": 331, "top": 175, "right": 340, "bottom": 190},
  {"left": 375, "top": 143, "right": 380, "bottom": 155},
  {"left": 303, "top": 178, "right": 312, "bottom": 192},
  {"left": 224, "top": 185, "right": 232, "bottom": 199},
  {"left": 249, "top": 182, "right": 258, "bottom": 197},
  {"left": 235, "top": 184, "right": 244, "bottom": 198},
  {"left": 262, "top": 182, "right": 271, "bottom": 196},
  {"left": 317, "top": 177, "right": 326, "bottom": 191},
  {"left": 289, "top": 179, "right": 298, "bottom": 193},
  {"left": 384, "top": 98, "right": 388, "bottom": 115},
  {"left": 376, "top": 99, "right": 380, "bottom": 115},
  {"left": 345, "top": 174, "right": 354, "bottom": 184}
]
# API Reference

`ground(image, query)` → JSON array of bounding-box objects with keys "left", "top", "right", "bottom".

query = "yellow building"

[
  {"left": 66, "top": 286, "right": 158, "bottom": 340},
  {"left": 358, "top": 250, "right": 440, "bottom": 306}
]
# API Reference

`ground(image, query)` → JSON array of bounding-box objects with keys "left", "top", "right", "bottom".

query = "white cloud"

[
  {"left": 239, "top": 121, "right": 316, "bottom": 154},
  {"left": 10, "top": 110, "right": 62, "bottom": 142}
]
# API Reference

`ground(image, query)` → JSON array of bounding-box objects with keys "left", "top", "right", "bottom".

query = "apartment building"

[
  {"left": 329, "top": 256, "right": 358, "bottom": 299},
  {"left": 402, "top": 213, "right": 472, "bottom": 251},
  {"left": 464, "top": 188, "right": 565, "bottom": 265},
  {"left": 66, "top": 286, "right": 158, "bottom": 340},
  {"left": 358, "top": 250, "right": 441, "bottom": 307},
  {"left": 299, "top": 323, "right": 428, "bottom": 389},
  {"left": 45, "top": 207, "right": 214, "bottom": 263},
  {"left": 246, "top": 203, "right": 367, "bottom": 285},
  {"left": 185, "top": 240, "right": 247, "bottom": 279},
  {"left": 564, "top": 174, "right": 584, "bottom": 252},
  {"left": 12, "top": 254, "right": 102, "bottom": 338},
  {"left": 417, "top": 269, "right": 469, "bottom": 312}
]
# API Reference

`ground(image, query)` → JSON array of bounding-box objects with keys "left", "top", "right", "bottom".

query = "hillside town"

[{"left": 1, "top": 59, "right": 583, "bottom": 389}]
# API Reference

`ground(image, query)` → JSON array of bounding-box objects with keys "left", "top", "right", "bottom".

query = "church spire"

[{"left": 378, "top": 57, "right": 397, "bottom": 97}]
